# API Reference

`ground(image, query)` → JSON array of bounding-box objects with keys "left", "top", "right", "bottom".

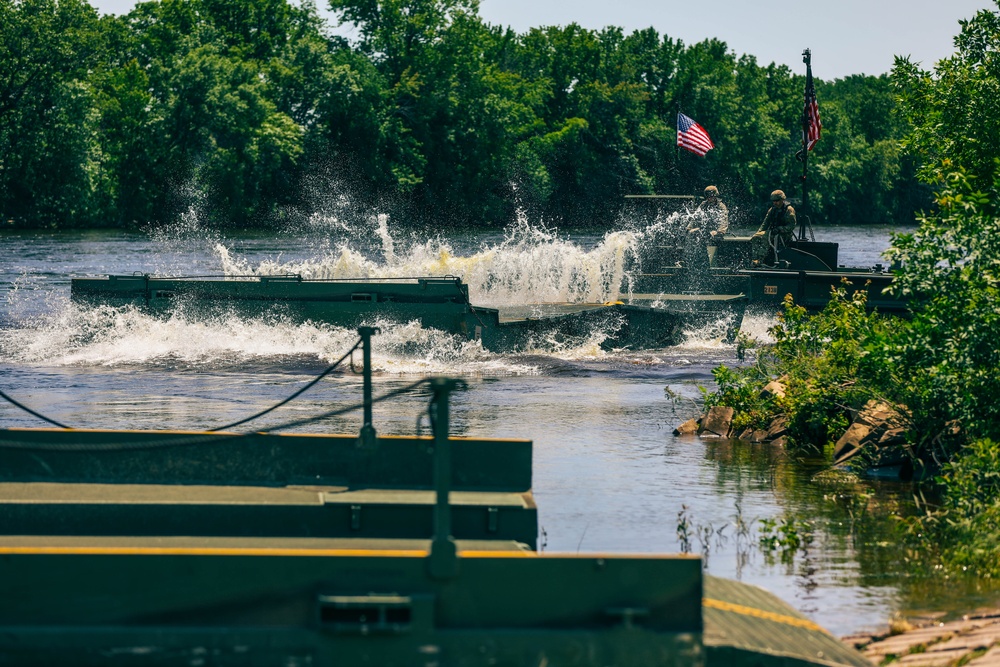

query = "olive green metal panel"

[
  {"left": 0, "top": 483, "right": 538, "bottom": 546},
  {"left": 0, "top": 549, "right": 705, "bottom": 666},
  {"left": 71, "top": 275, "right": 696, "bottom": 352},
  {"left": 71, "top": 275, "right": 476, "bottom": 303},
  {"left": 703, "top": 576, "right": 869, "bottom": 667},
  {"left": 747, "top": 269, "right": 902, "bottom": 314},
  {"left": 71, "top": 275, "right": 501, "bottom": 344},
  {"left": 0, "top": 626, "right": 703, "bottom": 667},
  {"left": 0, "top": 549, "right": 702, "bottom": 628},
  {"left": 713, "top": 237, "right": 755, "bottom": 270},
  {"left": 487, "top": 304, "right": 684, "bottom": 351},
  {"left": 0, "top": 429, "right": 533, "bottom": 492}
]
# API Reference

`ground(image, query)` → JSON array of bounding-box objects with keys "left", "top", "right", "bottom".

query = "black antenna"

[
  {"left": 674, "top": 101, "right": 682, "bottom": 178},
  {"left": 798, "top": 48, "right": 815, "bottom": 240}
]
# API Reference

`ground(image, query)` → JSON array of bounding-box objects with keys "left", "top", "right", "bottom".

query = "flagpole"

[
  {"left": 675, "top": 102, "right": 681, "bottom": 176},
  {"left": 799, "top": 48, "right": 812, "bottom": 240}
]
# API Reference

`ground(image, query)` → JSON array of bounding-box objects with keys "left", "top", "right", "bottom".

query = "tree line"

[{"left": 0, "top": 0, "right": 930, "bottom": 230}]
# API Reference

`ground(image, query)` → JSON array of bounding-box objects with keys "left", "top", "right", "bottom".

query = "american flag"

[
  {"left": 804, "top": 71, "right": 821, "bottom": 150},
  {"left": 676, "top": 112, "right": 714, "bottom": 156}
]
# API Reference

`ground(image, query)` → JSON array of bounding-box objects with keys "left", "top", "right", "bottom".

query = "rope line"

[
  {"left": 0, "top": 335, "right": 435, "bottom": 449},
  {"left": 250, "top": 378, "right": 432, "bottom": 435},
  {"left": 0, "top": 337, "right": 365, "bottom": 433},
  {"left": 0, "top": 379, "right": 433, "bottom": 453},
  {"left": 0, "top": 390, "right": 70, "bottom": 430},
  {"left": 207, "top": 338, "right": 362, "bottom": 432}
]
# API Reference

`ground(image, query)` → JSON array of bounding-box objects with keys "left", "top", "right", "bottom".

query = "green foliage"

[
  {"left": 705, "top": 287, "right": 897, "bottom": 450},
  {"left": 893, "top": 2, "right": 1000, "bottom": 187},
  {"left": 758, "top": 516, "right": 809, "bottom": 562},
  {"left": 902, "top": 439, "right": 1000, "bottom": 577},
  {"left": 771, "top": 288, "right": 898, "bottom": 448},
  {"left": 705, "top": 364, "right": 773, "bottom": 433},
  {"left": 702, "top": 5, "right": 1000, "bottom": 577},
  {"left": 0, "top": 0, "right": 104, "bottom": 227},
  {"left": 884, "top": 168, "right": 1000, "bottom": 454},
  {"left": 888, "top": 3, "right": 1000, "bottom": 451}
]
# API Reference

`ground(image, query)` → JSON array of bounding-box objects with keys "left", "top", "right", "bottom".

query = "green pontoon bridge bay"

[
  {"left": 70, "top": 273, "right": 747, "bottom": 351},
  {"left": 0, "top": 329, "right": 867, "bottom": 665}
]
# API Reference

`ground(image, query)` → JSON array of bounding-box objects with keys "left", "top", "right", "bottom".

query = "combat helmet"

[
  {"left": 704, "top": 185, "right": 720, "bottom": 197},
  {"left": 770, "top": 189, "right": 786, "bottom": 202}
]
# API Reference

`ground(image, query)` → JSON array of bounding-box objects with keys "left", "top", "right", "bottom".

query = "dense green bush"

[{"left": 706, "top": 287, "right": 897, "bottom": 451}]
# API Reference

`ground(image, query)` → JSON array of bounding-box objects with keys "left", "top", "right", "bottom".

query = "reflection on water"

[{"left": 2, "top": 221, "right": 993, "bottom": 637}]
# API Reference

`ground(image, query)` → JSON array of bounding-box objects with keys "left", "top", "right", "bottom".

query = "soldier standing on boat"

[
  {"left": 686, "top": 185, "right": 729, "bottom": 269},
  {"left": 753, "top": 189, "right": 797, "bottom": 266}
]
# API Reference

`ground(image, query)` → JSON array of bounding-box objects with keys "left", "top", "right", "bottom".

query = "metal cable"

[
  {"left": 207, "top": 337, "right": 362, "bottom": 432},
  {"left": 0, "top": 390, "right": 70, "bottom": 429},
  {"left": 0, "top": 378, "right": 433, "bottom": 452},
  {"left": 258, "top": 378, "right": 432, "bottom": 434},
  {"left": 0, "top": 337, "right": 365, "bottom": 433}
]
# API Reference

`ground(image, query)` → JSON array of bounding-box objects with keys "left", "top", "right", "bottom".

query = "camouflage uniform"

[
  {"left": 753, "top": 190, "right": 797, "bottom": 265},
  {"left": 687, "top": 186, "right": 729, "bottom": 268},
  {"left": 695, "top": 198, "right": 729, "bottom": 240}
]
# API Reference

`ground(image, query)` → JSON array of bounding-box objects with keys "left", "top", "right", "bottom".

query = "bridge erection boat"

[
  {"left": 630, "top": 49, "right": 910, "bottom": 319},
  {"left": 0, "top": 328, "right": 869, "bottom": 666},
  {"left": 634, "top": 235, "right": 904, "bottom": 315},
  {"left": 71, "top": 273, "right": 747, "bottom": 352}
]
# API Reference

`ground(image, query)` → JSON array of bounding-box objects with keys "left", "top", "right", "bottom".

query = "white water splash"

[
  {"left": 737, "top": 311, "right": 779, "bottom": 345},
  {"left": 1, "top": 301, "right": 548, "bottom": 376},
  {"left": 1, "top": 211, "right": 734, "bottom": 372},
  {"left": 211, "top": 213, "right": 687, "bottom": 308}
]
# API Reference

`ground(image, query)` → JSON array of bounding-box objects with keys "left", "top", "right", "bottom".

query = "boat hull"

[{"left": 634, "top": 238, "right": 910, "bottom": 315}]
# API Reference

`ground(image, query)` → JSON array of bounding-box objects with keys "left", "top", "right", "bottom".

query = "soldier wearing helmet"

[
  {"left": 695, "top": 186, "right": 729, "bottom": 237},
  {"left": 753, "top": 189, "right": 797, "bottom": 265},
  {"left": 686, "top": 185, "right": 729, "bottom": 268}
]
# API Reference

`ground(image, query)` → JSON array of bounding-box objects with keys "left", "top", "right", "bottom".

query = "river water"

[{"left": 0, "top": 216, "right": 991, "bottom": 637}]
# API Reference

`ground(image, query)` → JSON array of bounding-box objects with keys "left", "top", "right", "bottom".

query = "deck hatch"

[{"left": 318, "top": 594, "right": 413, "bottom": 634}]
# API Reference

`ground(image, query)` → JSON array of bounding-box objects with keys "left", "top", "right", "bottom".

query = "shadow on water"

[{"left": 692, "top": 437, "right": 1000, "bottom": 633}]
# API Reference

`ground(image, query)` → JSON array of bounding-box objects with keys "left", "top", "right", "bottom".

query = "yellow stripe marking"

[
  {"left": 0, "top": 546, "right": 537, "bottom": 558},
  {"left": 0, "top": 546, "right": 428, "bottom": 557},
  {"left": 703, "top": 598, "right": 827, "bottom": 634}
]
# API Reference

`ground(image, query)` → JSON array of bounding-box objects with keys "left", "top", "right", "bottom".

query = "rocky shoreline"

[
  {"left": 677, "top": 378, "right": 1000, "bottom": 665},
  {"left": 841, "top": 610, "right": 1000, "bottom": 666},
  {"left": 674, "top": 378, "right": 931, "bottom": 481}
]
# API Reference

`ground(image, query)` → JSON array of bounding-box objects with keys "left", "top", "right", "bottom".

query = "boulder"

[
  {"left": 878, "top": 428, "right": 907, "bottom": 447},
  {"left": 700, "top": 406, "right": 734, "bottom": 437},
  {"left": 760, "top": 380, "right": 787, "bottom": 400},
  {"left": 856, "top": 400, "right": 903, "bottom": 427},
  {"left": 833, "top": 422, "right": 873, "bottom": 465},
  {"left": 834, "top": 400, "right": 912, "bottom": 465},
  {"left": 673, "top": 418, "right": 700, "bottom": 436},
  {"left": 766, "top": 416, "right": 789, "bottom": 440}
]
